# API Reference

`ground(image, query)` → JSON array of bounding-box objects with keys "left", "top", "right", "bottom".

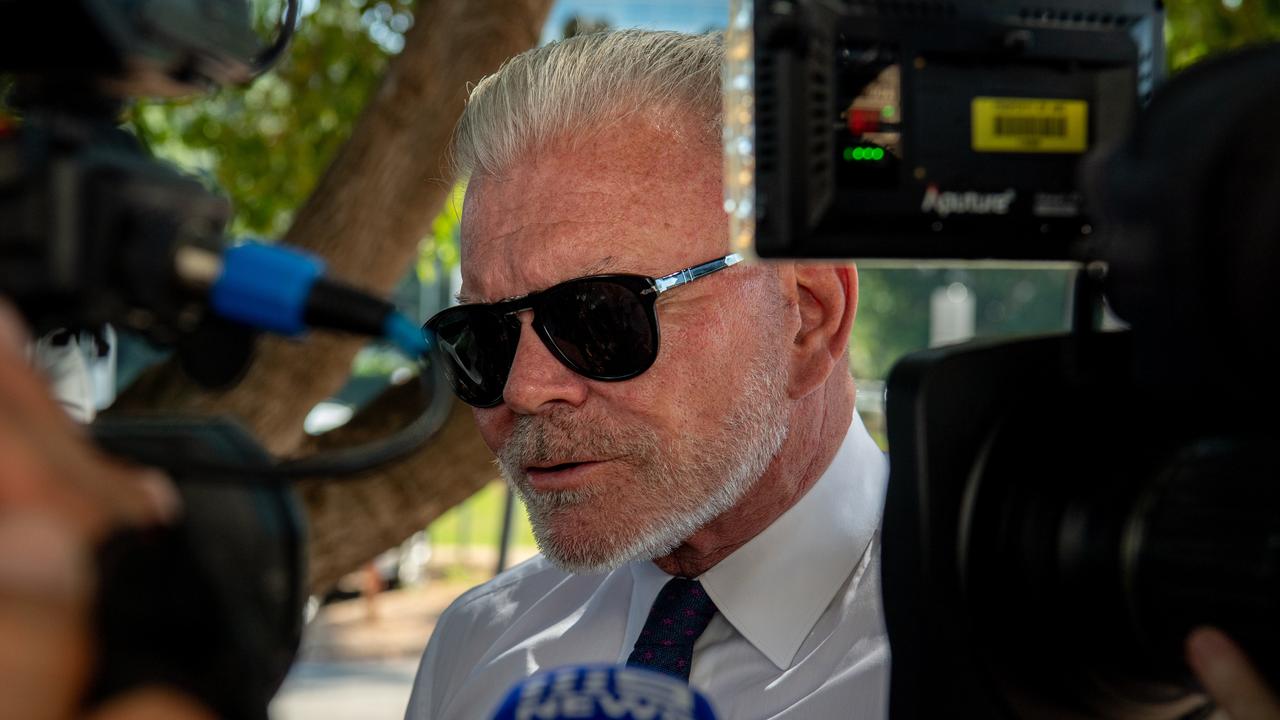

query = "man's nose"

[{"left": 502, "top": 315, "right": 589, "bottom": 413}]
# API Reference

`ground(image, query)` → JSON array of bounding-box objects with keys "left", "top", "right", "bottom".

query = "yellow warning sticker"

[{"left": 971, "top": 97, "right": 1088, "bottom": 153}]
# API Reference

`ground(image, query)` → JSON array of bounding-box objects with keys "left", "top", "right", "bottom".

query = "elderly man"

[
  {"left": 407, "top": 29, "right": 883, "bottom": 719},
  {"left": 0, "top": 27, "right": 1268, "bottom": 719},
  {"left": 404, "top": 28, "right": 1280, "bottom": 720}
]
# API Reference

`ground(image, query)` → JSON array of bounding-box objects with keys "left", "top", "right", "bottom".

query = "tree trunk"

[
  {"left": 114, "top": 0, "right": 552, "bottom": 587},
  {"left": 296, "top": 383, "right": 501, "bottom": 594}
]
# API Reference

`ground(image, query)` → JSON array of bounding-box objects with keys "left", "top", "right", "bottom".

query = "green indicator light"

[
  {"left": 846, "top": 146, "right": 887, "bottom": 162},
  {"left": 882, "top": 105, "right": 896, "bottom": 118}
]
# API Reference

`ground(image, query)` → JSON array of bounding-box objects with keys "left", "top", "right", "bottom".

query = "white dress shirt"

[{"left": 405, "top": 413, "right": 890, "bottom": 720}]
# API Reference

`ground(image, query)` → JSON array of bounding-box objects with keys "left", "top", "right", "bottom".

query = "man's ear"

[{"left": 786, "top": 263, "right": 857, "bottom": 398}]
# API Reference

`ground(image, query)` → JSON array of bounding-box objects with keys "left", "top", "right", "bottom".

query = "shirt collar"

[{"left": 626, "top": 413, "right": 888, "bottom": 670}]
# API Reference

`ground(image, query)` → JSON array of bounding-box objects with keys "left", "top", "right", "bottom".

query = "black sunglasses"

[{"left": 424, "top": 254, "right": 744, "bottom": 408}]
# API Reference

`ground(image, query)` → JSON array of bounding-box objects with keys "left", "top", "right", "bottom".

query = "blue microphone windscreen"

[{"left": 489, "top": 664, "right": 719, "bottom": 720}]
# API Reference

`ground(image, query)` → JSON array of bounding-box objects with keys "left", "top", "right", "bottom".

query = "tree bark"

[
  {"left": 296, "top": 383, "right": 501, "bottom": 595},
  {"left": 115, "top": 0, "right": 552, "bottom": 453},
  {"left": 113, "top": 0, "right": 552, "bottom": 587}
]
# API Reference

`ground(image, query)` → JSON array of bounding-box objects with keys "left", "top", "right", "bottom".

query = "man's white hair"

[{"left": 450, "top": 29, "right": 724, "bottom": 179}]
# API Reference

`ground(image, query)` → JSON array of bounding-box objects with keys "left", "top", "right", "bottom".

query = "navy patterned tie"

[{"left": 626, "top": 578, "right": 718, "bottom": 682}]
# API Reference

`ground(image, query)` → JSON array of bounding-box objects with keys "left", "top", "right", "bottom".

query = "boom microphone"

[{"left": 489, "top": 665, "right": 719, "bottom": 720}]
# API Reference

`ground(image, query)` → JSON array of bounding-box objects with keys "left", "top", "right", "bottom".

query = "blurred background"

[{"left": 101, "top": 0, "right": 1280, "bottom": 717}]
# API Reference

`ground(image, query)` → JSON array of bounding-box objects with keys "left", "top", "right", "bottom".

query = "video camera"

[
  {"left": 0, "top": 2, "right": 447, "bottom": 718},
  {"left": 733, "top": 1, "right": 1280, "bottom": 718}
]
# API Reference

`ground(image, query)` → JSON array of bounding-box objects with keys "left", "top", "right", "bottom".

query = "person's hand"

[
  {"left": 0, "top": 301, "right": 213, "bottom": 720},
  {"left": 1188, "top": 627, "right": 1280, "bottom": 720}
]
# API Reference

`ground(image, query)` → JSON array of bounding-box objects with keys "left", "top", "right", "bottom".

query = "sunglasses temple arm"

[{"left": 652, "top": 253, "right": 744, "bottom": 294}]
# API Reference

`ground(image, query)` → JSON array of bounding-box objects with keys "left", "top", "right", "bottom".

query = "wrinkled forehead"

[{"left": 457, "top": 117, "right": 727, "bottom": 303}]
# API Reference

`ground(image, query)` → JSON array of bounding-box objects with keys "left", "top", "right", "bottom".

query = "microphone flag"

[{"left": 489, "top": 664, "right": 719, "bottom": 720}]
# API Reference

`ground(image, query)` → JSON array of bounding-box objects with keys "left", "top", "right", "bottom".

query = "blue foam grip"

[
  {"left": 383, "top": 312, "right": 434, "bottom": 359},
  {"left": 210, "top": 242, "right": 326, "bottom": 336}
]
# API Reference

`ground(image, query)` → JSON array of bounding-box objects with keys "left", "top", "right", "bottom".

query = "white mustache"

[{"left": 497, "top": 410, "right": 654, "bottom": 475}]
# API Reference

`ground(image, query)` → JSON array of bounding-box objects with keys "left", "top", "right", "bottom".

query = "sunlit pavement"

[
  {"left": 266, "top": 556, "right": 532, "bottom": 720},
  {"left": 266, "top": 583, "right": 451, "bottom": 720},
  {"left": 271, "top": 659, "right": 419, "bottom": 720}
]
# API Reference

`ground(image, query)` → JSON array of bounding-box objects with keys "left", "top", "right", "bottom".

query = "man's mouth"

[
  {"left": 526, "top": 459, "right": 595, "bottom": 474},
  {"left": 524, "top": 460, "right": 607, "bottom": 492},
  {"left": 531, "top": 461, "right": 584, "bottom": 473}
]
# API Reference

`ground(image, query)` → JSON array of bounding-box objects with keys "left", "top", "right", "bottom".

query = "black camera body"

[
  {"left": 1, "top": 3, "right": 449, "bottom": 716},
  {"left": 751, "top": 2, "right": 1280, "bottom": 718},
  {"left": 1, "top": 3, "right": 306, "bottom": 719},
  {"left": 0, "top": 112, "right": 229, "bottom": 336},
  {"left": 91, "top": 418, "right": 306, "bottom": 720},
  {"left": 884, "top": 331, "right": 1280, "bottom": 719},
  {"left": 752, "top": 0, "right": 1162, "bottom": 262}
]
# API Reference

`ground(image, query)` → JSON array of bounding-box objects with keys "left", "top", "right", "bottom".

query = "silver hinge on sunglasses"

[{"left": 651, "top": 253, "right": 744, "bottom": 295}]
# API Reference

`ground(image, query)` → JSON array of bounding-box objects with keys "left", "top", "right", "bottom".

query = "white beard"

[{"left": 496, "top": 356, "right": 790, "bottom": 574}]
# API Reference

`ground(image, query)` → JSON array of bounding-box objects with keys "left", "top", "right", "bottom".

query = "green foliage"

[
  {"left": 851, "top": 267, "right": 1072, "bottom": 380},
  {"left": 1166, "top": 0, "right": 1280, "bottom": 71},
  {"left": 429, "top": 481, "right": 538, "bottom": 549},
  {"left": 127, "top": 0, "right": 415, "bottom": 239},
  {"left": 417, "top": 183, "right": 465, "bottom": 284}
]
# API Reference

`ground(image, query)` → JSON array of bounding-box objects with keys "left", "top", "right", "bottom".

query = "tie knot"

[
  {"left": 626, "top": 578, "right": 718, "bottom": 681},
  {"left": 650, "top": 578, "right": 716, "bottom": 621}
]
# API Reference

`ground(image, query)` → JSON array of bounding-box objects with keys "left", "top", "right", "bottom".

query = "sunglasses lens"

[
  {"left": 427, "top": 308, "right": 515, "bottom": 407},
  {"left": 539, "top": 278, "right": 657, "bottom": 379}
]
